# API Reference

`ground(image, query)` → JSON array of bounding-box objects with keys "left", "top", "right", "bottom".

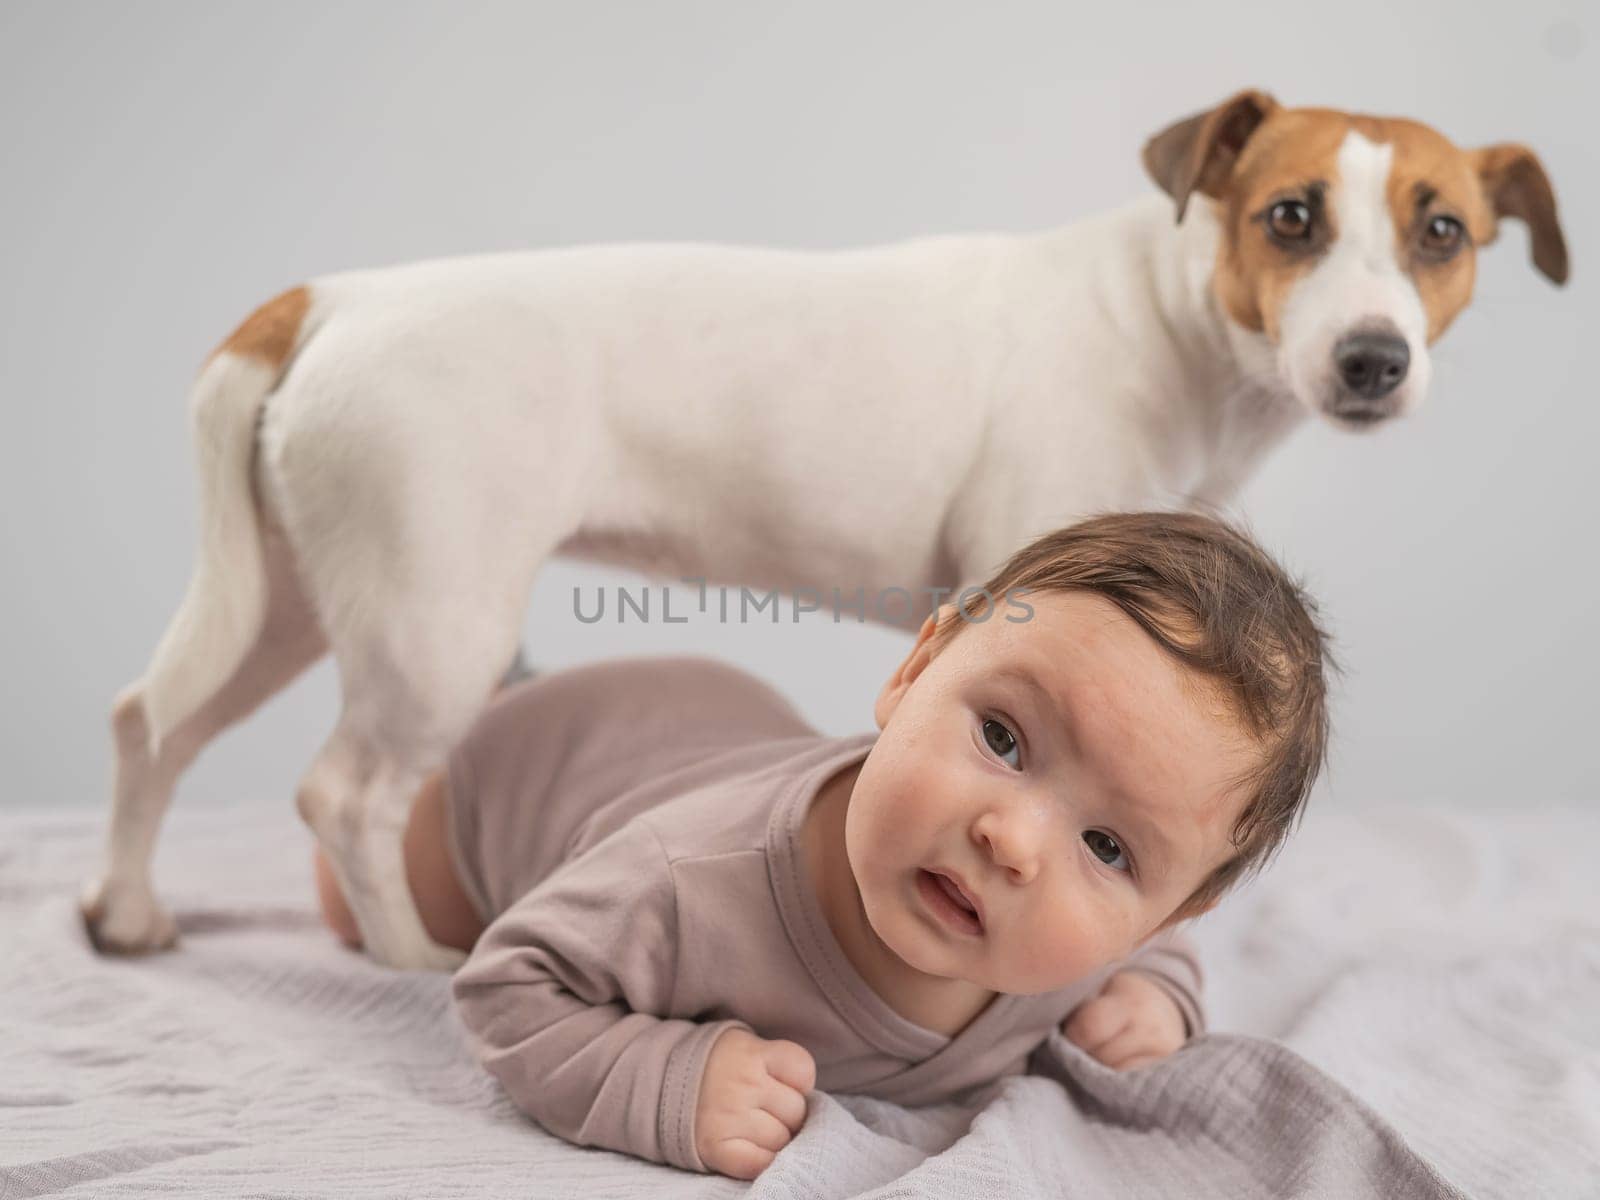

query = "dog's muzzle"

[{"left": 1327, "top": 328, "right": 1410, "bottom": 424}]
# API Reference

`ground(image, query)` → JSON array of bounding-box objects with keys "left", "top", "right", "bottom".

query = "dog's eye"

[
  {"left": 1267, "top": 200, "right": 1312, "bottom": 242},
  {"left": 1420, "top": 214, "right": 1465, "bottom": 255}
]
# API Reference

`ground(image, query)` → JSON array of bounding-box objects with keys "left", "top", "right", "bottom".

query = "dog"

[{"left": 80, "top": 89, "right": 1567, "bottom": 969}]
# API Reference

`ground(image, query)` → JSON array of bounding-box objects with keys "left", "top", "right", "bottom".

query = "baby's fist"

[
  {"left": 694, "top": 1027, "right": 815, "bottom": 1179},
  {"left": 1062, "top": 970, "right": 1188, "bottom": 1070}
]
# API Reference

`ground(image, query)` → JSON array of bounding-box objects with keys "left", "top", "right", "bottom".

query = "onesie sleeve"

[
  {"left": 450, "top": 818, "right": 751, "bottom": 1172},
  {"left": 1110, "top": 924, "right": 1207, "bottom": 1038}
]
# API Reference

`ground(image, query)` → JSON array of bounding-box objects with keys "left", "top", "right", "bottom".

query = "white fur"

[
  {"left": 83, "top": 184, "right": 1425, "bottom": 968},
  {"left": 1278, "top": 131, "right": 1432, "bottom": 422}
]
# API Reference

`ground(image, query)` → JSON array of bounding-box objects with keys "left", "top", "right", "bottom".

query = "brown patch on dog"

[
  {"left": 1168, "top": 95, "right": 1568, "bottom": 345},
  {"left": 1372, "top": 119, "right": 1491, "bottom": 340},
  {"left": 1210, "top": 108, "right": 1354, "bottom": 338},
  {"left": 1471, "top": 143, "right": 1569, "bottom": 285},
  {"left": 1143, "top": 89, "right": 1278, "bottom": 221},
  {"left": 208, "top": 285, "right": 310, "bottom": 369}
]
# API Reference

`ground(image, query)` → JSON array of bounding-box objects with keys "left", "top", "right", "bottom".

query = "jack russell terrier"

[{"left": 81, "top": 89, "right": 1567, "bottom": 969}]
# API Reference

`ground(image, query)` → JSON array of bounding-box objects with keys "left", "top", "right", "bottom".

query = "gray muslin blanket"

[{"left": 3, "top": 801, "right": 1597, "bottom": 1198}]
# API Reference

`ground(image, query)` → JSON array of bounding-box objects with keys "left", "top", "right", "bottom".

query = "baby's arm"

[
  {"left": 1106, "top": 924, "right": 1206, "bottom": 1038},
  {"left": 450, "top": 817, "right": 805, "bottom": 1175},
  {"left": 1054, "top": 927, "right": 1205, "bottom": 1071}
]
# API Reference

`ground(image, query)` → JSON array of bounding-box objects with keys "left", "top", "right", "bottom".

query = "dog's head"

[{"left": 1144, "top": 90, "right": 1569, "bottom": 430}]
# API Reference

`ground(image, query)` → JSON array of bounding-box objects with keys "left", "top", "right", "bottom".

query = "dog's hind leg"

[
  {"left": 295, "top": 589, "right": 524, "bottom": 971},
  {"left": 81, "top": 521, "right": 327, "bottom": 953}
]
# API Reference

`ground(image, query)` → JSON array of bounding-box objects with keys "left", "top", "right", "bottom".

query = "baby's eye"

[
  {"left": 981, "top": 718, "right": 1022, "bottom": 769},
  {"left": 1083, "top": 830, "right": 1130, "bottom": 873}
]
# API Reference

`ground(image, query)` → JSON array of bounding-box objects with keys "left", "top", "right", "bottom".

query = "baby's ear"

[
  {"left": 872, "top": 673, "right": 907, "bottom": 729},
  {"left": 873, "top": 607, "right": 953, "bottom": 727}
]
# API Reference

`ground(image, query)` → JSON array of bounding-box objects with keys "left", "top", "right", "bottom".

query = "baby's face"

[{"left": 844, "top": 590, "right": 1257, "bottom": 996}]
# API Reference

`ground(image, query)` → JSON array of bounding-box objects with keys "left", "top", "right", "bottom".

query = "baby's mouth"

[{"left": 916, "top": 868, "right": 985, "bottom": 936}]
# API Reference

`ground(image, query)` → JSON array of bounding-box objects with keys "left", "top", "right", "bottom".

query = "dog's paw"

[{"left": 79, "top": 877, "right": 179, "bottom": 955}]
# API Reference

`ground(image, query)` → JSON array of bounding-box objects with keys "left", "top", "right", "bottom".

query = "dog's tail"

[{"left": 139, "top": 285, "right": 322, "bottom": 759}]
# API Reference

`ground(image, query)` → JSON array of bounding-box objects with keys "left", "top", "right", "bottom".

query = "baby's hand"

[
  {"left": 1061, "top": 970, "right": 1188, "bottom": 1070},
  {"left": 694, "top": 1027, "right": 816, "bottom": 1179}
]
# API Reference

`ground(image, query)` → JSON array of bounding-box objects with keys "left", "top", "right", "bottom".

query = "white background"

[{"left": 2, "top": 1, "right": 1593, "bottom": 818}]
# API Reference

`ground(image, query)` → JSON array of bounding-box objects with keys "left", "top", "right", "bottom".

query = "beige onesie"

[{"left": 447, "top": 656, "right": 1205, "bottom": 1172}]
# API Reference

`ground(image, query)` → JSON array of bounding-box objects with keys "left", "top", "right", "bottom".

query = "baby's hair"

[{"left": 928, "top": 511, "right": 1337, "bottom": 922}]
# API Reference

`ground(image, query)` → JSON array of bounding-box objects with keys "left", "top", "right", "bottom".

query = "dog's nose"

[{"left": 1334, "top": 331, "right": 1410, "bottom": 400}]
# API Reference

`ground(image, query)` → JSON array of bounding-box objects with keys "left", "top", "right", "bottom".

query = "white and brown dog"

[{"left": 82, "top": 89, "right": 1567, "bottom": 969}]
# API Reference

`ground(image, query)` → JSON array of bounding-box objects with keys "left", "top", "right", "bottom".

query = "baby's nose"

[{"left": 973, "top": 809, "right": 1041, "bottom": 882}]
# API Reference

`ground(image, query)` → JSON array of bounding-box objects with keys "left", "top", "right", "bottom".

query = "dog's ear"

[
  {"left": 1143, "top": 89, "right": 1278, "bottom": 222},
  {"left": 1470, "top": 143, "right": 1569, "bottom": 285}
]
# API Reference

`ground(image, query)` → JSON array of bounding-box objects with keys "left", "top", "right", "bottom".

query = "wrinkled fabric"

[{"left": 4, "top": 748, "right": 1596, "bottom": 1197}]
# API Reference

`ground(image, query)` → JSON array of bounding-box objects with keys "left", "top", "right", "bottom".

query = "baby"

[{"left": 315, "top": 511, "right": 1333, "bottom": 1179}]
